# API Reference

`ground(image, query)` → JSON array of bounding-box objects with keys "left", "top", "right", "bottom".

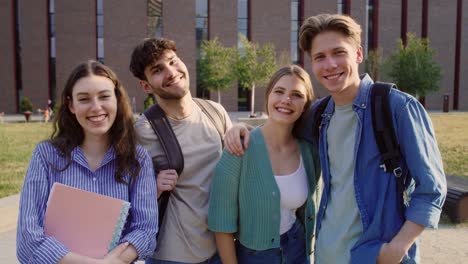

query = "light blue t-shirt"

[{"left": 315, "top": 103, "right": 363, "bottom": 264}]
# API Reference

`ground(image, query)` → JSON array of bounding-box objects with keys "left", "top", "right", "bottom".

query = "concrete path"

[
  {"left": 0, "top": 194, "right": 19, "bottom": 233},
  {"left": 1, "top": 192, "right": 466, "bottom": 263},
  {"left": 0, "top": 229, "right": 18, "bottom": 263}
]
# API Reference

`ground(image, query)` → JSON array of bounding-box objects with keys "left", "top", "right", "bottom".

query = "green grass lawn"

[
  {"left": 0, "top": 113, "right": 467, "bottom": 199},
  {"left": 0, "top": 123, "right": 51, "bottom": 198},
  {"left": 430, "top": 113, "right": 468, "bottom": 177}
]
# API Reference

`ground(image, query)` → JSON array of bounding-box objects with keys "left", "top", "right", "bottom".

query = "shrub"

[{"left": 20, "top": 97, "right": 33, "bottom": 112}]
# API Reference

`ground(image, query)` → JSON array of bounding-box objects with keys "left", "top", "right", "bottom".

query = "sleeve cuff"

[
  {"left": 405, "top": 198, "right": 442, "bottom": 229},
  {"left": 33, "top": 236, "right": 69, "bottom": 263},
  {"left": 121, "top": 230, "right": 156, "bottom": 260}
]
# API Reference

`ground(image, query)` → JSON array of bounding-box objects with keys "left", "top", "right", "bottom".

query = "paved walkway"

[{"left": 1, "top": 192, "right": 467, "bottom": 263}]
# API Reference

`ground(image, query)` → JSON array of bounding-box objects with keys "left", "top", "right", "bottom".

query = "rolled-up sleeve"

[
  {"left": 120, "top": 147, "right": 158, "bottom": 259},
  {"left": 396, "top": 98, "right": 447, "bottom": 228},
  {"left": 16, "top": 144, "right": 70, "bottom": 264}
]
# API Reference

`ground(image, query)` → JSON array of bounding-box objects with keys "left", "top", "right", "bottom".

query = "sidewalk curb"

[{"left": 0, "top": 194, "right": 19, "bottom": 233}]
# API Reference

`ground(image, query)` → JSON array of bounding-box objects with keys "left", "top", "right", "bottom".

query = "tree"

[
  {"left": 198, "top": 39, "right": 237, "bottom": 103},
  {"left": 20, "top": 96, "right": 33, "bottom": 112},
  {"left": 143, "top": 94, "right": 155, "bottom": 110},
  {"left": 385, "top": 33, "right": 442, "bottom": 98},
  {"left": 236, "top": 34, "right": 277, "bottom": 117}
]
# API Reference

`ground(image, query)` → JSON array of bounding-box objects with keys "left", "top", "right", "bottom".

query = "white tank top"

[{"left": 274, "top": 156, "right": 308, "bottom": 234}]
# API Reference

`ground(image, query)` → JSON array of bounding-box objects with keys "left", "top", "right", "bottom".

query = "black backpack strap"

[
  {"left": 371, "top": 82, "right": 407, "bottom": 215},
  {"left": 193, "top": 98, "right": 226, "bottom": 146},
  {"left": 311, "top": 96, "right": 332, "bottom": 145},
  {"left": 144, "top": 104, "right": 184, "bottom": 175},
  {"left": 143, "top": 103, "right": 185, "bottom": 240},
  {"left": 370, "top": 82, "right": 402, "bottom": 178}
]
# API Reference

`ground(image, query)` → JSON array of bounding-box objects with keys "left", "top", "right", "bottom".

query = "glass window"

[
  {"left": 291, "top": 0, "right": 300, "bottom": 64},
  {"left": 147, "top": 0, "right": 163, "bottom": 37},
  {"left": 237, "top": 0, "right": 250, "bottom": 110},
  {"left": 97, "top": 38, "right": 104, "bottom": 63},
  {"left": 291, "top": 1, "right": 298, "bottom": 20},
  {"left": 196, "top": 0, "right": 209, "bottom": 98},
  {"left": 238, "top": 0, "right": 248, "bottom": 18},
  {"left": 97, "top": 0, "right": 103, "bottom": 14},
  {"left": 96, "top": 0, "right": 104, "bottom": 62},
  {"left": 368, "top": 0, "right": 375, "bottom": 51},
  {"left": 50, "top": 37, "right": 55, "bottom": 58},
  {"left": 338, "top": 0, "right": 349, "bottom": 15},
  {"left": 196, "top": 0, "right": 208, "bottom": 17},
  {"left": 238, "top": 0, "right": 249, "bottom": 49},
  {"left": 97, "top": 14, "right": 104, "bottom": 38},
  {"left": 49, "top": 0, "right": 54, "bottom": 12},
  {"left": 196, "top": 0, "right": 209, "bottom": 52},
  {"left": 49, "top": 13, "right": 55, "bottom": 38},
  {"left": 48, "top": 0, "right": 56, "bottom": 106}
]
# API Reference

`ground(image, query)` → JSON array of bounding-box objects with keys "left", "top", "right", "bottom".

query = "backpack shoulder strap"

[
  {"left": 371, "top": 82, "right": 410, "bottom": 216},
  {"left": 311, "top": 95, "right": 332, "bottom": 145},
  {"left": 193, "top": 98, "right": 226, "bottom": 146},
  {"left": 143, "top": 104, "right": 184, "bottom": 175},
  {"left": 370, "top": 82, "right": 402, "bottom": 178}
]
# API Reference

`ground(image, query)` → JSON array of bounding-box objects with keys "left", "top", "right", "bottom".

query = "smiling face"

[
  {"left": 310, "top": 30, "right": 363, "bottom": 104},
  {"left": 68, "top": 74, "right": 117, "bottom": 141},
  {"left": 140, "top": 50, "right": 190, "bottom": 100},
  {"left": 267, "top": 74, "right": 308, "bottom": 126}
]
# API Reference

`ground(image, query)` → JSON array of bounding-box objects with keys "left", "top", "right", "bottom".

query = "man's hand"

[
  {"left": 224, "top": 123, "right": 250, "bottom": 156},
  {"left": 377, "top": 242, "right": 406, "bottom": 264},
  {"left": 377, "top": 220, "right": 424, "bottom": 264},
  {"left": 156, "top": 169, "right": 178, "bottom": 198}
]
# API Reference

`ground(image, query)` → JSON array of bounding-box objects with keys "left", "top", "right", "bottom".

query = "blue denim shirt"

[{"left": 301, "top": 74, "right": 446, "bottom": 264}]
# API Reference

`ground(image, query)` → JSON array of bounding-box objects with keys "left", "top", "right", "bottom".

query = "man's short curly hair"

[{"left": 129, "top": 38, "right": 177, "bottom": 81}]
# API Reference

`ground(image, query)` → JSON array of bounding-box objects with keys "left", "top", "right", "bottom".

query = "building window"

[
  {"left": 237, "top": 0, "right": 250, "bottom": 110},
  {"left": 338, "top": 0, "right": 349, "bottom": 15},
  {"left": 367, "top": 0, "right": 375, "bottom": 52},
  {"left": 147, "top": 0, "right": 163, "bottom": 37},
  {"left": 196, "top": 0, "right": 209, "bottom": 98},
  {"left": 196, "top": 0, "right": 208, "bottom": 52},
  {"left": 48, "top": 0, "right": 56, "bottom": 104},
  {"left": 96, "top": 0, "right": 104, "bottom": 63},
  {"left": 291, "top": 0, "right": 300, "bottom": 64},
  {"left": 238, "top": 0, "right": 249, "bottom": 47},
  {"left": 49, "top": 0, "right": 55, "bottom": 58}
]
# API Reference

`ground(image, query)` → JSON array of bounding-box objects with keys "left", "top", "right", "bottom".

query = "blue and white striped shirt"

[{"left": 16, "top": 142, "right": 158, "bottom": 263}]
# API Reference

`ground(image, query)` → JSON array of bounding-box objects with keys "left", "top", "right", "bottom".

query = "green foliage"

[
  {"left": 385, "top": 33, "right": 442, "bottom": 97},
  {"left": 20, "top": 96, "right": 33, "bottom": 112},
  {"left": 143, "top": 94, "right": 156, "bottom": 110},
  {"left": 235, "top": 34, "right": 277, "bottom": 115},
  {"left": 365, "top": 48, "right": 384, "bottom": 81},
  {"left": 198, "top": 39, "right": 237, "bottom": 102},
  {"left": 236, "top": 34, "right": 277, "bottom": 90}
]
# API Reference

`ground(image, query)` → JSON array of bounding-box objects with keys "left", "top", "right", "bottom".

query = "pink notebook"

[{"left": 44, "top": 183, "right": 130, "bottom": 258}]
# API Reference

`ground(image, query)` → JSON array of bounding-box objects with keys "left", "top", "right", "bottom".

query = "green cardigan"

[{"left": 208, "top": 127, "right": 321, "bottom": 257}]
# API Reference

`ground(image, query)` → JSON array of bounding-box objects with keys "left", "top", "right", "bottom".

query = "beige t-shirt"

[{"left": 135, "top": 100, "right": 232, "bottom": 262}]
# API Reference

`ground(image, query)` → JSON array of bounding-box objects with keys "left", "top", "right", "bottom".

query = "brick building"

[{"left": 1, "top": 0, "right": 467, "bottom": 113}]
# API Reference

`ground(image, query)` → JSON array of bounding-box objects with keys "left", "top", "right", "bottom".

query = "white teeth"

[
  {"left": 88, "top": 115, "right": 106, "bottom": 122},
  {"left": 326, "top": 73, "right": 341, "bottom": 80},
  {"left": 277, "top": 107, "right": 292, "bottom": 113}
]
